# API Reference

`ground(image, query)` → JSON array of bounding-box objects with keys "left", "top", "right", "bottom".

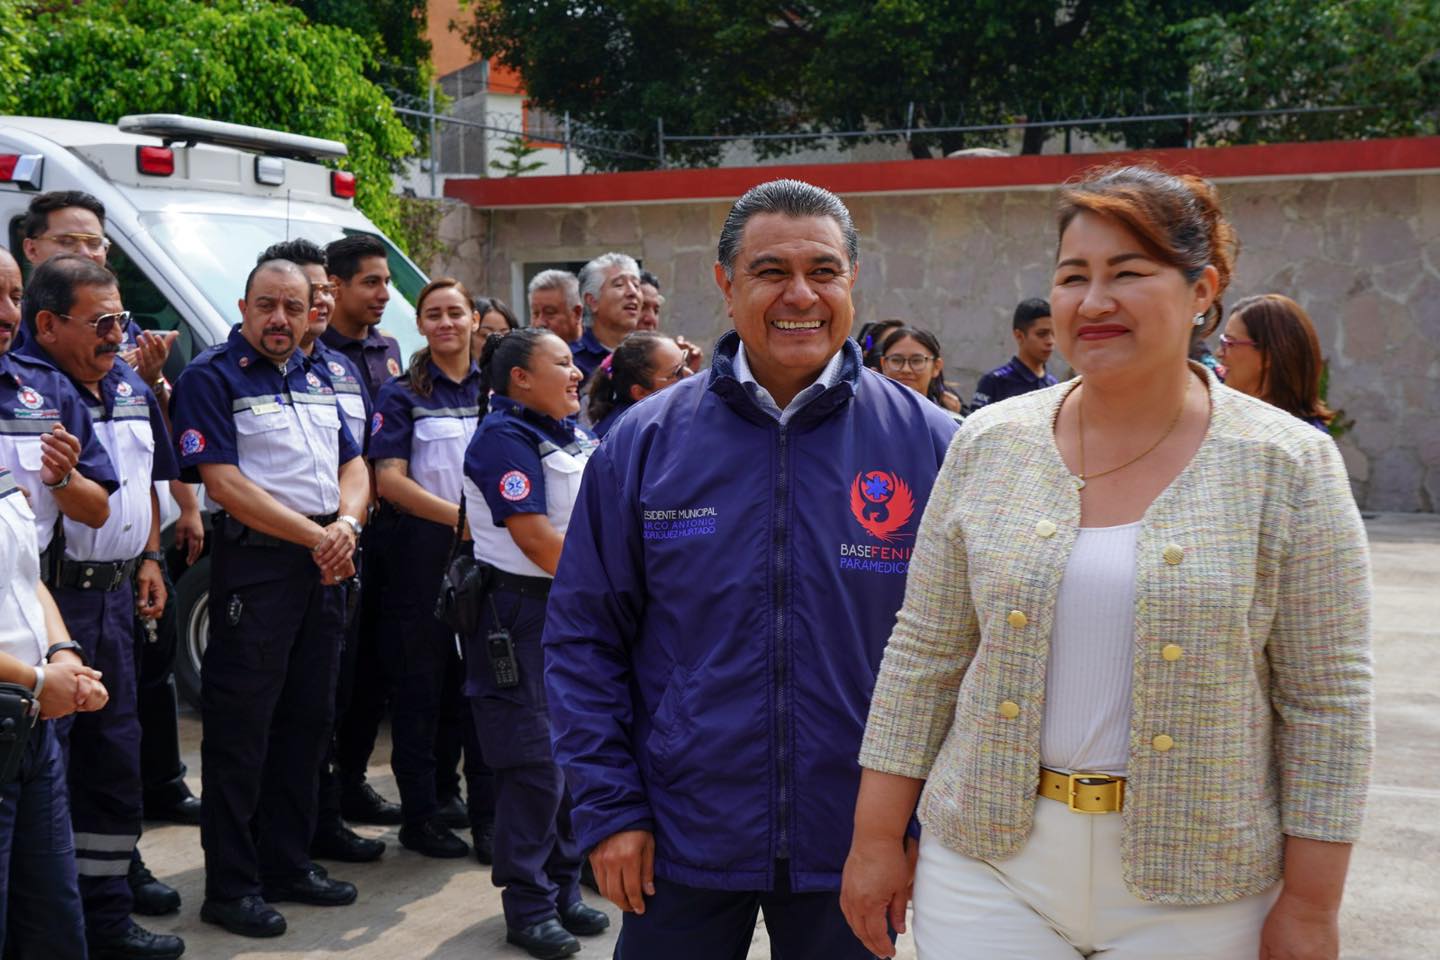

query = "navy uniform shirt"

[
  {"left": 570, "top": 327, "right": 611, "bottom": 384},
  {"left": 171, "top": 327, "right": 361, "bottom": 517},
  {"left": 320, "top": 324, "right": 403, "bottom": 406},
  {"left": 0, "top": 351, "right": 118, "bottom": 551},
  {"left": 462, "top": 396, "right": 596, "bottom": 579},
  {"left": 14, "top": 341, "right": 177, "bottom": 562},
  {"left": 970, "top": 356, "right": 1057, "bottom": 411},
  {"left": 308, "top": 341, "right": 372, "bottom": 454},
  {"left": 369, "top": 361, "right": 482, "bottom": 505}
]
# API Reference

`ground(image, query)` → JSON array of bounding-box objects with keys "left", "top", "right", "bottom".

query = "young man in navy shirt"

[{"left": 970, "top": 297, "right": 1058, "bottom": 412}]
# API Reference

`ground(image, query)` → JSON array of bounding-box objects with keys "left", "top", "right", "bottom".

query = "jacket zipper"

[{"left": 773, "top": 422, "right": 790, "bottom": 861}]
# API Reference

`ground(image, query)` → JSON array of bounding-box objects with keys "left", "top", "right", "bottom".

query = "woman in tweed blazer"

[{"left": 840, "top": 166, "right": 1372, "bottom": 960}]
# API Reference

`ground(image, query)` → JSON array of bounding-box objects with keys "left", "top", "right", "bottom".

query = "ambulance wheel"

[{"left": 173, "top": 555, "right": 210, "bottom": 710}]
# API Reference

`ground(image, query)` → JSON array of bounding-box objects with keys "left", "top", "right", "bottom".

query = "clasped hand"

[{"left": 312, "top": 520, "right": 356, "bottom": 584}]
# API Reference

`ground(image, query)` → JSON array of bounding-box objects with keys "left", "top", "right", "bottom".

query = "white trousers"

[{"left": 912, "top": 797, "right": 1279, "bottom": 959}]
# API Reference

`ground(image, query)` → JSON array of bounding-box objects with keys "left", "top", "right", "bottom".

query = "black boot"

[{"left": 128, "top": 856, "right": 181, "bottom": 916}]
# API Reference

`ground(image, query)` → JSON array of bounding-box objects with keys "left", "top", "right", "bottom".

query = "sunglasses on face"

[
  {"left": 1217, "top": 334, "right": 1258, "bottom": 350},
  {"left": 57, "top": 310, "right": 131, "bottom": 338}
]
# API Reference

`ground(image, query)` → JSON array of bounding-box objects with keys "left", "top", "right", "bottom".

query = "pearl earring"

[{"left": 1192, "top": 312, "right": 1206, "bottom": 326}]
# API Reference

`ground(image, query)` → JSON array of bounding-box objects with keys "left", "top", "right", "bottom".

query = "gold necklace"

[{"left": 1073, "top": 376, "right": 1189, "bottom": 490}]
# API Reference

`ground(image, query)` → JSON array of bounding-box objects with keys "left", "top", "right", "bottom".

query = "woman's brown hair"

[
  {"left": 407, "top": 277, "right": 475, "bottom": 398},
  {"left": 1229, "top": 294, "right": 1334, "bottom": 427},
  {"left": 1057, "top": 164, "right": 1239, "bottom": 336}
]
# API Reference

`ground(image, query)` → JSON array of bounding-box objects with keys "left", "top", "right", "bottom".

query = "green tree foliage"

[
  {"left": 16, "top": 0, "right": 415, "bottom": 241},
  {"left": 464, "top": 0, "right": 1243, "bottom": 170},
  {"left": 288, "top": 0, "right": 435, "bottom": 129},
  {"left": 0, "top": 0, "right": 32, "bottom": 110},
  {"left": 1180, "top": 0, "right": 1440, "bottom": 143},
  {"left": 490, "top": 136, "right": 547, "bottom": 176}
]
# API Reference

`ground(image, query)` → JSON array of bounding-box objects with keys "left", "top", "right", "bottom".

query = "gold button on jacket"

[
  {"left": 999, "top": 700, "right": 1020, "bottom": 719},
  {"left": 1152, "top": 734, "right": 1175, "bottom": 752},
  {"left": 1163, "top": 544, "right": 1185, "bottom": 565},
  {"left": 1035, "top": 519, "right": 1057, "bottom": 538},
  {"left": 1006, "top": 610, "right": 1028, "bottom": 629},
  {"left": 1161, "top": 644, "right": 1183, "bottom": 661}
]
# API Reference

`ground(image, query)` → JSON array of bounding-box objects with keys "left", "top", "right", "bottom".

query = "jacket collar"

[
  {"left": 707, "top": 330, "right": 861, "bottom": 427},
  {"left": 489, "top": 394, "right": 579, "bottom": 443}
]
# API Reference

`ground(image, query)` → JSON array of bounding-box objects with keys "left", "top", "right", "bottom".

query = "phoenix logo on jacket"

[{"left": 840, "top": 469, "right": 915, "bottom": 574}]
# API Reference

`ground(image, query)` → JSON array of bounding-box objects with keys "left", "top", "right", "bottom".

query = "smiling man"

[
  {"left": 572, "top": 252, "right": 642, "bottom": 381},
  {"left": 543, "top": 180, "right": 960, "bottom": 959}
]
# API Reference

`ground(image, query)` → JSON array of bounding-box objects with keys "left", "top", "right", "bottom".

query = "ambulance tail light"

[
  {"left": 0, "top": 153, "right": 43, "bottom": 189},
  {"left": 330, "top": 170, "right": 357, "bottom": 199},
  {"left": 137, "top": 145, "right": 175, "bottom": 176}
]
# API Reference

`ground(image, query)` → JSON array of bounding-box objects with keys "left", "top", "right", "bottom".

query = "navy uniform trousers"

[
  {"left": 377, "top": 514, "right": 493, "bottom": 829},
  {"left": 316, "top": 521, "right": 388, "bottom": 827},
  {"left": 135, "top": 559, "right": 191, "bottom": 811},
  {"left": 52, "top": 583, "right": 143, "bottom": 936},
  {"left": 200, "top": 529, "right": 344, "bottom": 900},
  {"left": 0, "top": 719, "right": 88, "bottom": 959},
  {"left": 465, "top": 585, "right": 580, "bottom": 928}
]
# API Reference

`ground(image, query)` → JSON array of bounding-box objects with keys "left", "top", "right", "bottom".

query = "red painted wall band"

[{"left": 445, "top": 137, "right": 1440, "bottom": 209}]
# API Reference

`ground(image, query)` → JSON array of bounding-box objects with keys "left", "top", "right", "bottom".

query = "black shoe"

[
  {"left": 472, "top": 820, "right": 495, "bottom": 865},
  {"left": 505, "top": 917, "right": 580, "bottom": 960},
  {"left": 200, "top": 895, "right": 286, "bottom": 938},
  {"left": 434, "top": 794, "right": 470, "bottom": 829},
  {"left": 339, "top": 782, "right": 403, "bottom": 825},
  {"left": 88, "top": 922, "right": 185, "bottom": 959},
  {"left": 399, "top": 819, "right": 469, "bottom": 859},
  {"left": 559, "top": 900, "right": 611, "bottom": 936},
  {"left": 310, "top": 820, "right": 386, "bottom": 863},
  {"left": 578, "top": 858, "right": 599, "bottom": 893},
  {"left": 145, "top": 794, "right": 202, "bottom": 826},
  {"left": 261, "top": 867, "right": 358, "bottom": 906},
  {"left": 127, "top": 858, "right": 181, "bottom": 916}
]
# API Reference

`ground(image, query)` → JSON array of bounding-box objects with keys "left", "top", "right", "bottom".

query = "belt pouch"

[{"left": 0, "top": 682, "right": 40, "bottom": 785}]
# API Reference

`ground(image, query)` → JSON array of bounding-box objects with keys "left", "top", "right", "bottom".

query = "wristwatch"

[
  {"left": 45, "top": 641, "right": 88, "bottom": 666},
  {"left": 140, "top": 550, "right": 165, "bottom": 565},
  {"left": 338, "top": 514, "right": 363, "bottom": 538},
  {"left": 43, "top": 470, "right": 73, "bottom": 490}
]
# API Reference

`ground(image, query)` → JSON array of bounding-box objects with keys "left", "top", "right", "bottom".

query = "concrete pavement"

[{"left": 140, "top": 512, "right": 1440, "bottom": 959}]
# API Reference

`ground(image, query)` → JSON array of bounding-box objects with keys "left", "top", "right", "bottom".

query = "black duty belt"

[
  {"left": 53, "top": 557, "right": 139, "bottom": 592},
  {"left": 216, "top": 511, "right": 339, "bottom": 549},
  {"left": 484, "top": 565, "right": 552, "bottom": 600}
]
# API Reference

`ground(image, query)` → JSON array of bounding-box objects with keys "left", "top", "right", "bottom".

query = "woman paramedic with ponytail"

[
  {"left": 368, "top": 278, "right": 494, "bottom": 861},
  {"left": 462, "top": 327, "right": 609, "bottom": 960}
]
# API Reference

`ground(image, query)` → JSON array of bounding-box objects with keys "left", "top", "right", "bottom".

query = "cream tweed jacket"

[{"left": 859, "top": 367, "right": 1373, "bottom": 905}]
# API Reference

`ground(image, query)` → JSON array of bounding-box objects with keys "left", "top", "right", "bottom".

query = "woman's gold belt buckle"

[{"left": 1067, "top": 772, "right": 1124, "bottom": 814}]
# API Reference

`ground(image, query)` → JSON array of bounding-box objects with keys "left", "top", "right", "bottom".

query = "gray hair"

[
  {"left": 578, "top": 252, "right": 640, "bottom": 321},
  {"left": 527, "top": 269, "right": 581, "bottom": 311},
  {"left": 717, "top": 179, "right": 859, "bottom": 280}
]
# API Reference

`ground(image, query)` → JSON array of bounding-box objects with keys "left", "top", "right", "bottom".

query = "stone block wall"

[{"left": 433, "top": 170, "right": 1440, "bottom": 511}]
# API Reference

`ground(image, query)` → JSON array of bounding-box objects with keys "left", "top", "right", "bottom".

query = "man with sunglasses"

[
  {"left": 21, "top": 192, "right": 175, "bottom": 393},
  {"left": 16, "top": 254, "right": 185, "bottom": 960}
]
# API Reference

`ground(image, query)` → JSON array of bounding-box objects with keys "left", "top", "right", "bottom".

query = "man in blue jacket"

[{"left": 543, "top": 179, "right": 958, "bottom": 959}]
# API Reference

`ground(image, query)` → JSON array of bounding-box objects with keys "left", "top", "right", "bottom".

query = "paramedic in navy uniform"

[
  {"left": 0, "top": 462, "right": 111, "bottom": 960},
  {"left": 370, "top": 278, "right": 494, "bottom": 860},
  {"left": 18, "top": 254, "right": 185, "bottom": 960},
  {"left": 255, "top": 241, "right": 388, "bottom": 864},
  {"left": 170, "top": 258, "right": 369, "bottom": 939},
  {"left": 462, "top": 328, "right": 610, "bottom": 960},
  {"left": 543, "top": 179, "right": 958, "bottom": 960}
]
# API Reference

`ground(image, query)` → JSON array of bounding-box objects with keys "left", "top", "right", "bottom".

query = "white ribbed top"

[{"left": 1039, "top": 522, "right": 1140, "bottom": 775}]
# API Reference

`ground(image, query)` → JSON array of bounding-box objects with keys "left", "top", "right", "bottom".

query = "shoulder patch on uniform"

[
  {"left": 370, "top": 411, "right": 384, "bottom": 436},
  {"left": 180, "top": 429, "right": 206, "bottom": 456},
  {"left": 386, "top": 357, "right": 401, "bottom": 377},
  {"left": 328, "top": 360, "right": 348, "bottom": 379},
  {"left": 499, "top": 470, "right": 532, "bottom": 502},
  {"left": 116, "top": 380, "right": 133, "bottom": 397},
  {"left": 16, "top": 386, "right": 43, "bottom": 410}
]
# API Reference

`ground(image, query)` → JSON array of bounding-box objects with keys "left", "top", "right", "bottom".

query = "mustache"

[
  {"left": 95, "top": 342, "right": 121, "bottom": 356},
  {"left": 263, "top": 327, "right": 294, "bottom": 339}
]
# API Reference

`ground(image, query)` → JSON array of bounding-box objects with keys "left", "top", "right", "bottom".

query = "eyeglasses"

[
  {"left": 57, "top": 310, "right": 131, "bottom": 338},
  {"left": 41, "top": 232, "right": 112, "bottom": 254},
  {"left": 881, "top": 354, "right": 936, "bottom": 372},
  {"left": 1217, "top": 334, "right": 1258, "bottom": 350},
  {"left": 651, "top": 360, "right": 692, "bottom": 385},
  {"left": 310, "top": 282, "right": 337, "bottom": 295}
]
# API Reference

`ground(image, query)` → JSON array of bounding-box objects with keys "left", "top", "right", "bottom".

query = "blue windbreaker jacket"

[{"left": 543, "top": 332, "right": 959, "bottom": 892}]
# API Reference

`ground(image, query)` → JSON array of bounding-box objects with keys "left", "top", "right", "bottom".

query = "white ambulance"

[{"left": 0, "top": 113, "right": 430, "bottom": 704}]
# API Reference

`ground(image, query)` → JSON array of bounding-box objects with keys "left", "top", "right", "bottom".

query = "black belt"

[
  {"left": 52, "top": 557, "right": 139, "bottom": 592},
  {"left": 483, "top": 565, "right": 551, "bottom": 600},
  {"left": 217, "top": 512, "right": 339, "bottom": 549}
]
